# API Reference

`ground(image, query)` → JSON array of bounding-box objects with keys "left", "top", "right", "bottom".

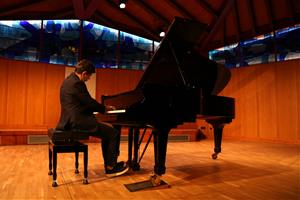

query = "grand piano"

[{"left": 100, "top": 17, "right": 235, "bottom": 182}]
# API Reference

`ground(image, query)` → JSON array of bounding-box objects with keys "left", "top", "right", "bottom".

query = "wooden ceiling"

[{"left": 1, "top": 0, "right": 300, "bottom": 52}]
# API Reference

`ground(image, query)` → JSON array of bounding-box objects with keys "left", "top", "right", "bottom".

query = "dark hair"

[{"left": 75, "top": 59, "right": 95, "bottom": 74}]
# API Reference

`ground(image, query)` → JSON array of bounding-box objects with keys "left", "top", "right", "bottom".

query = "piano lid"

[{"left": 137, "top": 17, "right": 231, "bottom": 95}]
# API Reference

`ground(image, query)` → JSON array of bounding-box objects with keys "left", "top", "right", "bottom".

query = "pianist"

[{"left": 56, "top": 59, "right": 129, "bottom": 177}]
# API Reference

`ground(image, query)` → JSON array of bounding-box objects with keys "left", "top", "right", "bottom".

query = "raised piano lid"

[{"left": 136, "top": 17, "right": 231, "bottom": 95}]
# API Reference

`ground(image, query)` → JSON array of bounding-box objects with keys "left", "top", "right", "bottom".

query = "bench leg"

[
  {"left": 75, "top": 151, "right": 79, "bottom": 174},
  {"left": 83, "top": 147, "right": 88, "bottom": 184},
  {"left": 47, "top": 142, "right": 88, "bottom": 186},
  {"left": 52, "top": 148, "right": 58, "bottom": 187},
  {"left": 48, "top": 142, "right": 53, "bottom": 175}
]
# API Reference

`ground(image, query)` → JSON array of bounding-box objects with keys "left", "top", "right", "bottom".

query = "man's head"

[{"left": 75, "top": 59, "right": 95, "bottom": 82}]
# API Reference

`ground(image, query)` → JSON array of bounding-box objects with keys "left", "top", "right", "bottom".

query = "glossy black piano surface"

[{"left": 100, "top": 17, "right": 235, "bottom": 176}]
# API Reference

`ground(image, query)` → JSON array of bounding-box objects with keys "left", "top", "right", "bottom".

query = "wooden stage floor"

[{"left": 0, "top": 139, "right": 299, "bottom": 199}]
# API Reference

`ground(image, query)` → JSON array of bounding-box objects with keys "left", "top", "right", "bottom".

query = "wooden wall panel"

[
  {"left": 0, "top": 58, "right": 65, "bottom": 132},
  {"left": 220, "top": 67, "right": 241, "bottom": 137},
  {"left": 26, "top": 62, "right": 46, "bottom": 125},
  {"left": 6, "top": 60, "right": 28, "bottom": 125},
  {"left": 221, "top": 59, "right": 300, "bottom": 143},
  {"left": 275, "top": 62, "right": 298, "bottom": 141},
  {"left": 236, "top": 66, "right": 259, "bottom": 138},
  {"left": 297, "top": 60, "right": 300, "bottom": 141},
  {"left": 1, "top": 57, "right": 299, "bottom": 144},
  {"left": 0, "top": 136, "right": 16, "bottom": 145},
  {"left": 96, "top": 68, "right": 143, "bottom": 102},
  {"left": 0, "top": 59, "right": 8, "bottom": 124},
  {"left": 256, "top": 64, "right": 277, "bottom": 139},
  {"left": 44, "top": 64, "right": 65, "bottom": 127}
]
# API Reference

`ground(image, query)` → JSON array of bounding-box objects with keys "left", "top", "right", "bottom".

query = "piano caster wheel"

[
  {"left": 48, "top": 170, "right": 53, "bottom": 175},
  {"left": 75, "top": 169, "right": 79, "bottom": 174},
  {"left": 82, "top": 178, "right": 88, "bottom": 184},
  {"left": 211, "top": 153, "right": 218, "bottom": 159},
  {"left": 52, "top": 181, "right": 58, "bottom": 187}
]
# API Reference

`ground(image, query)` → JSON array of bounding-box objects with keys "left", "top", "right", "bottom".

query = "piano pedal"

[{"left": 124, "top": 173, "right": 170, "bottom": 192}]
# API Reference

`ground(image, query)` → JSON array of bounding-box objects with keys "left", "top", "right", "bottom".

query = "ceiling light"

[
  {"left": 159, "top": 31, "right": 165, "bottom": 37},
  {"left": 119, "top": 0, "right": 126, "bottom": 9}
]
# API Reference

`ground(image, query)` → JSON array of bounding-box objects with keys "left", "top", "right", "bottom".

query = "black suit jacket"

[{"left": 56, "top": 72, "right": 105, "bottom": 131}]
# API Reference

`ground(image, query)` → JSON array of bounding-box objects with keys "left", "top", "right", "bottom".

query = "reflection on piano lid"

[{"left": 107, "top": 109, "right": 126, "bottom": 114}]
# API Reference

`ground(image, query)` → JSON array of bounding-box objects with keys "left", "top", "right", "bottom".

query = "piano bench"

[{"left": 47, "top": 128, "right": 89, "bottom": 187}]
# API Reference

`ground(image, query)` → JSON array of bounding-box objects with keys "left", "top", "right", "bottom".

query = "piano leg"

[
  {"left": 114, "top": 125, "right": 121, "bottom": 157},
  {"left": 132, "top": 127, "right": 140, "bottom": 170},
  {"left": 212, "top": 123, "right": 224, "bottom": 159},
  {"left": 127, "top": 127, "right": 141, "bottom": 171},
  {"left": 206, "top": 119, "right": 231, "bottom": 159},
  {"left": 153, "top": 127, "right": 170, "bottom": 176},
  {"left": 128, "top": 128, "right": 133, "bottom": 168}
]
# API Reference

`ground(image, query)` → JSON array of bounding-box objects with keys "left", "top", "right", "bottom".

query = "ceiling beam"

[
  {"left": 0, "top": 0, "right": 43, "bottom": 17},
  {"left": 94, "top": 11, "right": 123, "bottom": 30},
  {"left": 200, "top": 0, "right": 235, "bottom": 51},
  {"left": 106, "top": 0, "right": 159, "bottom": 41},
  {"left": 166, "top": 0, "right": 197, "bottom": 20},
  {"left": 94, "top": 11, "right": 157, "bottom": 41},
  {"left": 195, "top": 0, "right": 218, "bottom": 18},
  {"left": 287, "top": 0, "right": 296, "bottom": 24},
  {"left": 132, "top": 0, "right": 170, "bottom": 25},
  {"left": 246, "top": 0, "right": 257, "bottom": 35},
  {"left": 222, "top": 18, "right": 227, "bottom": 46},
  {"left": 33, "top": 7, "right": 75, "bottom": 19},
  {"left": 72, "top": 0, "right": 98, "bottom": 19},
  {"left": 0, "top": 6, "right": 74, "bottom": 20},
  {"left": 264, "top": 0, "right": 275, "bottom": 30},
  {"left": 72, "top": 0, "right": 85, "bottom": 19},
  {"left": 83, "top": 0, "right": 99, "bottom": 19},
  {"left": 52, "top": 6, "right": 75, "bottom": 19},
  {"left": 233, "top": 0, "right": 241, "bottom": 41}
]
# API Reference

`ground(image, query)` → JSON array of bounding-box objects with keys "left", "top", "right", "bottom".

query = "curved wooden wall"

[
  {"left": 0, "top": 58, "right": 144, "bottom": 145},
  {"left": 95, "top": 68, "right": 143, "bottom": 101},
  {"left": 212, "top": 59, "right": 300, "bottom": 144},
  {"left": 0, "top": 59, "right": 65, "bottom": 144},
  {"left": 0, "top": 57, "right": 299, "bottom": 144},
  {"left": 0, "top": 59, "right": 65, "bottom": 128}
]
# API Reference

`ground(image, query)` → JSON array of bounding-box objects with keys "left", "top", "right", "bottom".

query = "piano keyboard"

[{"left": 107, "top": 109, "right": 126, "bottom": 114}]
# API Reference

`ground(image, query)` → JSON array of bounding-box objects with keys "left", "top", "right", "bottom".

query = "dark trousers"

[{"left": 90, "top": 122, "right": 120, "bottom": 167}]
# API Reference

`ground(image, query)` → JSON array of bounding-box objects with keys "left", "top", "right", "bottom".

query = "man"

[{"left": 56, "top": 59, "right": 129, "bottom": 177}]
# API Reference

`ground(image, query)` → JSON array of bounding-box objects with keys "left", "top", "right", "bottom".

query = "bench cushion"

[{"left": 48, "top": 128, "right": 90, "bottom": 143}]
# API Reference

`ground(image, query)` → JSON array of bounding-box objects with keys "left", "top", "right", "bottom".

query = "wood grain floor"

[{"left": 0, "top": 139, "right": 299, "bottom": 200}]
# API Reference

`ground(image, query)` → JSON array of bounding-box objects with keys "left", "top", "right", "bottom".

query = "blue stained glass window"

[
  {"left": 119, "top": 31, "right": 153, "bottom": 70},
  {"left": 275, "top": 25, "right": 300, "bottom": 61},
  {"left": 82, "top": 21, "right": 119, "bottom": 68},
  {"left": 209, "top": 25, "right": 300, "bottom": 68},
  {"left": 0, "top": 20, "right": 41, "bottom": 61},
  {"left": 209, "top": 43, "right": 239, "bottom": 68},
  {"left": 241, "top": 33, "right": 275, "bottom": 65},
  {"left": 41, "top": 20, "right": 80, "bottom": 66},
  {"left": 0, "top": 19, "right": 156, "bottom": 70}
]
